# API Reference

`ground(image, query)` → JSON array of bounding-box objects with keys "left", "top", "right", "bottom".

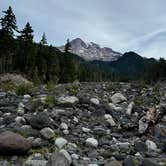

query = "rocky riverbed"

[{"left": 0, "top": 82, "right": 165, "bottom": 166}]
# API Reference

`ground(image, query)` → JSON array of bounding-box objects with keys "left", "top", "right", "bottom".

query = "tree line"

[
  {"left": 0, "top": 6, "right": 76, "bottom": 84},
  {"left": 0, "top": 6, "right": 166, "bottom": 84}
]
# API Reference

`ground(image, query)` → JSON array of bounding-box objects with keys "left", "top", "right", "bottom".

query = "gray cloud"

[{"left": 1, "top": 0, "right": 166, "bottom": 58}]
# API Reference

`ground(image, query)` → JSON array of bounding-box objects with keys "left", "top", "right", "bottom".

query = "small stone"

[
  {"left": 104, "top": 114, "right": 116, "bottom": 126},
  {"left": 105, "top": 160, "right": 122, "bottom": 166},
  {"left": 24, "top": 160, "right": 47, "bottom": 166},
  {"left": 40, "top": 127, "right": 55, "bottom": 139},
  {"left": 86, "top": 138, "right": 98, "bottom": 148},
  {"left": 71, "top": 154, "right": 79, "bottom": 160},
  {"left": 111, "top": 93, "right": 127, "bottom": 104},
  {"left": 146, "top": 140, "right": 157, "bottom": 152},
  {"left": 82, "top": 127, "right": 90, "bottom": 133},
  {"left": 58, "top": 96, "right": 79, "bottom": 105},
  {"left": 24, "top": 94, "right": 31, "bottom": 100},
  {"left": 90, "top": 98, "right": 100, "bottom": 105},
  {"left": 126, "top": 102, "right": 134, "bottom": 115},
  {"left": 63, "top": 129, "right": 69, "bottom": 135},
  {"left": 60, "top": 123, "right": 68, "bottom": 130},
  {"left": 55, "top": 137, "right": 68, "bottom": 149},
  {"left": 15, "top": 116, "right": 26, "bottom": 125},
  {"left": 138, "top": 116, "right": 149, "bottom": 134}
]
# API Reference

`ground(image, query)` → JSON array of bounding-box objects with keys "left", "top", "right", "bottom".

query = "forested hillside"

[{"left": 0, "top": 6, "right": 166, "bottom": 84}]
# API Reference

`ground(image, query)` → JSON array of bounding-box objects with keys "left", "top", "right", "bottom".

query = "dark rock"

[
  {"left": 141, "top": 158, "right": 160, "bottom": 166},
  {"left": 27, "top": 112, "right": 51, "bottom": 129},
  {"left": 123, "top": 156, "right": 135, "bottom": 166},
  {"left": 134, "top": 141, "right": 147, "bottom": 153},
  {"left": 0, "top": 131, "right": 31, "bottom": 155}
]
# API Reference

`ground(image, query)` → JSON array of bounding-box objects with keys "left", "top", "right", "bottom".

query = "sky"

[{"left": 1, "top": 0, "right": 166, "bottom": 59}]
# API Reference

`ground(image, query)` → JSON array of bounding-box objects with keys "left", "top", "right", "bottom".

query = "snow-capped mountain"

[{"left": 58, "top": 38, "right": 122, "bottom": 61}]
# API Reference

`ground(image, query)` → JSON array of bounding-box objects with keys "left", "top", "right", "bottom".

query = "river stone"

[
  {"left": 0, "top": 131, "right": 31, "bottom": 155},
  {"left": 46, "top": 150, "right": 71, "bottom": 166},
  {"left": 57, "top": 96, "right": 79, "bottom": 105},
  {"left": 111, "top": 93, "right": 127, "bottom": 104},
  {"left": 138, "top": 116, "right": 149, "bottom": 134},
  {"left": 86, "top": 138, "right": 98, "bottom": 148},
  {"left": 90, "top": 98, "right": 100, "bottom": 105},
  {"left": 105, "top": 160, "right": 122, "bottom": 166},
  {"left": 40, "top": 127, "right": 55, "bottom": 139},
  {"left": 24, "top": 160, "right": 47, "bottom": 166},
  {"left": 55, "top": 137, "right": 68, "bottom": 149},
  {"left": 28, "top": 112, "right": 50, "bottom": 130}
]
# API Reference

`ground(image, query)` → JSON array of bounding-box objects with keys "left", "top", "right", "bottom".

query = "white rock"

[
  {"left": 146, "top": 140, "right": 157, "bottom": 152},
  {"left": 82, "top": 127, "right": 90, "bottom": 133},
  {"left": 90, "top": 98, "right": 100, "bottom": 105},
  {"left": 15, "top": 116, "right": 26, "bottom": 124},
  {"left": 24, "top": 94, "right": 31, "bottom": 99},
  {"left": 86, "top": 138, "right": 98, "bottom": 147},
  {"left": 21, "top": 125, "right": 32, "bottom": 130},
  {"left": 59, "top": 149, "right": 72, "bottom": 164},
  {"left": 63, "top": 129, "right": 69, "bottom": 135},
  {"left": 108, "top": 103, "right": 123, "bottom": 111},
  {"left": 104, "top": 114, "right": 116, "bottom": 126},
  {"left": 24, "top": 160, "right": 47, "bottom": 166},
  {"left": 126, "top": 102, "right": 134, "bottom": 115},
  {"left": 111, "top": 93, "right": 127, "bottom": 104},
  {"left": 71, "top": 153, "right": 79, "bottom": 160},
  {"left": 73, "top": 117, "right": 79, "bottom": 123},
  {"left": 60, "top": 122, "right": 68, "bottom": 130},
  {"left": 17, "top": 108, "right": 24, "bottom": 115},
  {"left": 18, "top": 102, "right": 24, "bottom": 108},
  {"left": 40, "top": 127, "right": 55, "bottom": 139},
  {"left": 139, "top": 116, "right": 149, "bottom": 134},
  {"left": 58, "top": 96, "right": 79, "bottom": 105},
  {"left": 55, "top": 137, "right": 68, "bottom": 149}
]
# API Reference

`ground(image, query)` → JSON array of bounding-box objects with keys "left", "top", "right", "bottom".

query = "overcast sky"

[{"left": 1, "top": 0, "right": 166, "bottom": 58}]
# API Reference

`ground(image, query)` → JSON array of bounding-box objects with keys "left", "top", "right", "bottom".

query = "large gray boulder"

[{"left": 0, "top": 131, "right": 31, "bottom": 155}]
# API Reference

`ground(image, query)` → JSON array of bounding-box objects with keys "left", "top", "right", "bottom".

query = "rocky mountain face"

[
  {"left": 0, "top": 82, "right": 165, "bottom": 165},
  {"left": 58, "top": 38, "right": 122, "bottom": 61}
]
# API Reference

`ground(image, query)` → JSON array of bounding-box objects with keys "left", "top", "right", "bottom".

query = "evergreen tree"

[
  {"left": 17, "top": 22, "right": 35, "bottom": 75},
  {"left": 0, "top": 6, "right": 17, "bottom": 73},
  {"left": 40, "top": 32, "right": 47, "bottom": 45},
  {"left": 0, "top": 6, "right": 17, "bottom": 36},
  {"left": 64, "top": 39, "right": 71, "bottom": 53},
  {"left": 60, "top": 39, "right": 76, "bottom": 83}
]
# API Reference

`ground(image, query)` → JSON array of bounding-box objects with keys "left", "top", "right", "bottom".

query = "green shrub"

[
  {"left": 46, "top": 81, "right": 57, "bottom": 92},
  {"left": 15, "top": 85, "right": 34, "bottom": 96}
]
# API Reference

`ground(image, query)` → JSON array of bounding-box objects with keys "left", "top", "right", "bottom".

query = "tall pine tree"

[{"left": 0, "top": 6, "right": 17, "bottom": 72}]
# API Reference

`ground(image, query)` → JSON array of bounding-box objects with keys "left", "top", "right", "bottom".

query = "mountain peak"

[{"left": 58, "top": 38, "right": 122, "bottom": 61}]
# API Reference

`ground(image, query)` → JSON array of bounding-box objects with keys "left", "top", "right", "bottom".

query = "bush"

[{"left": 15, "top": 85, "right": 34, "bottom": 96}]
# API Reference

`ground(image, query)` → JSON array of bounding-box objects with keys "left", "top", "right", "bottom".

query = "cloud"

[{"left": 1, "top": 0, "right": 166, "bottom": 58}]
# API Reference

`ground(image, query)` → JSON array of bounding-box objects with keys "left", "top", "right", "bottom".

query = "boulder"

[
  {"left": 111, "top": 93, "right": 127, "bottom": 104},
  {"left": 28, "top": 112, "right": 51, "bottom": 129},
  {"left": 0, "top": 131, "right": 31, "bottom": 155},
  {"left": 47, "top": 150, "right": 71, "bottom": 166}
]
